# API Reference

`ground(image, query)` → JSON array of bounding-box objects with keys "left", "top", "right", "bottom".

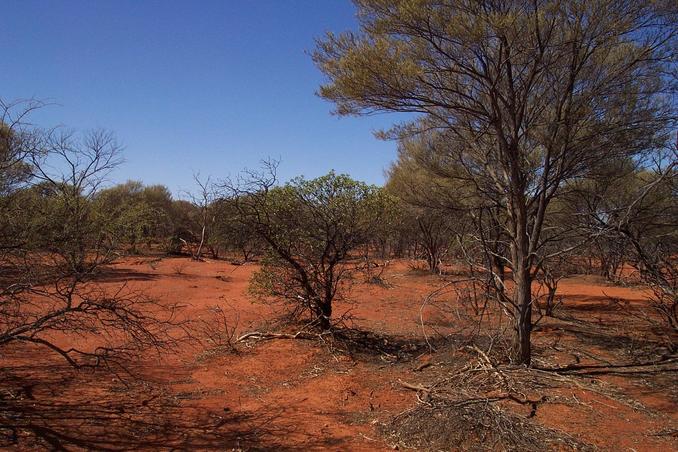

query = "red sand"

[{"left": 2, "top": 257, "right": 676, "bottom": 450}]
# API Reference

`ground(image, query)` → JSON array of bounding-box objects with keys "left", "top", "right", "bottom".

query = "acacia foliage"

[
  {"left": 232, "top": 169, "right": 394, "bottom": 329},
  {"left": 314, "top": 0, "right": 677, "bottom": 364}
]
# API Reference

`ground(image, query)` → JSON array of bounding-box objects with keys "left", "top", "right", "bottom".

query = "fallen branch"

[
  {"left": 536, "top": 356, "right": 678, "bottom": 375},
  {"left": 413, "top": 362, "right": 433, "bottom": 372},
  {"left": 236, "top": 331, "right": 315, "bottom": 342},
  {"left": 398, "top": 379, "right": 431, "bottom": 393}
]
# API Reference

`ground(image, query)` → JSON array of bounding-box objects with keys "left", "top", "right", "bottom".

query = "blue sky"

[{"left": 1, "top": 0, "right": 401, "bottom": 197}]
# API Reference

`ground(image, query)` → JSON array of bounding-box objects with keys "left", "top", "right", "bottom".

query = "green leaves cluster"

[
  {"left": 94, "top": 181, "right": 173, "bottom": 252},
  {"left": 244, "top": 171, "right": 394, "bottom": 328},
  {"left": 314, "top": 0, "right": 677, "bottom": 364}
]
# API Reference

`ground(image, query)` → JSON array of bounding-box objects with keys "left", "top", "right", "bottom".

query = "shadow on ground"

[{"left": 0, "top": 363, "right": 337, "bottom": 451}]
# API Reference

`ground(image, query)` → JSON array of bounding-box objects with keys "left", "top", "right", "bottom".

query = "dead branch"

[
  {"left": 397, "top": 379, "right": 431, "bottom": 393},
  {"left": 236, "top": 331, "right": 316, "bottom": 342},
  {"left": 537, "top": 356, "right": 678, "bottom": 375}
]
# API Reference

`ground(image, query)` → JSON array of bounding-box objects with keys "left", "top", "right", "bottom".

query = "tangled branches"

[
  {"left": 382, "top": 341, "right": 677, "bottom": 451},
  {"left": 1, "top": 274, "right": 187, "bottom": 371}
]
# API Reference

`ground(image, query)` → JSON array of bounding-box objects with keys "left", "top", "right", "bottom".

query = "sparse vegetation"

[
  {"left": 226, "top": 165, "right": 392, "bottom": 330},
  {"left": 2, "top": 0, "right": 677, "bottom": 449}
]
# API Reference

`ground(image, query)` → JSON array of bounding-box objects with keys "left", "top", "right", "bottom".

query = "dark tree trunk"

[
  {"left": 510, "top": 195, "right": 533, "bottom": 366},
  {"left": 493, "top": 254, "right": 505, "bottom": 287},
  {"left": 318, "top": 300, "right": 332, "bottom": 330},
  {"left": 545, "top": 287, "right": 557, "bottom": 316},
  {"left": 512, "top": 267, "right": 533, "bottom": 365},
  {"left": 426, "top": 249, "right": 439, "bottom": 273}
]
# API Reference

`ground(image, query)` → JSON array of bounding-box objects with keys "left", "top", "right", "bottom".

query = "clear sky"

[{"left": 1, "top": 0, "right": 401, "bottom": 196}]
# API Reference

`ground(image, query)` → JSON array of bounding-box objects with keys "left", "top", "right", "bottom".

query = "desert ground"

[
  {"left": 1, "top": 256, "right": 676, "bottom": 451},
  {"left": 3, "top": 1, "right": 677, "bottom": 450}
]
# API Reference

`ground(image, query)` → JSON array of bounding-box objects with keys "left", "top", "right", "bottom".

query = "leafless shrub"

[
  {"left": 182, "top": 173, "right": 220, "bottom": 261},
  {"left": 0, "top": 106, "right": 189, "bottom": 372},
  {"left": 600, "top": 147, "right": 678, "bottom": 350},
  {"left": 171, "top": 260, "right": 189, "bottom": 276},
  {"left": 454, "top": 280, "right": 489, "bottom": 317},
  {"left": 0, "top": 276, "right": 186, "bottom": 371},
  {"left": 630, "top": 252, "right": 678, "bottom": 351},
  {"left": 382, "top": 400, "right": 592, "bottom": 451},
  {"left": 196, "top": 305, "right": 240, "bottom": 358},
  {"left": 605, "top": 253, "right": 678, "bottom": 352},
  {"left": 360, "top": 258, "right": 392, "bottom": 287},
  {"left": 532, "top": 255, "right": 580, "bottom": 322},
  {"left": 416, "top": 278, "right": 507, "bottom": 356}
]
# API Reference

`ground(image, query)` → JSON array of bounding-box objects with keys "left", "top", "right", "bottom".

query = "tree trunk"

[
  {"left": 510, "top": 194, "right": 533, "bottom": 366},
  {"left": 495, "top": 257, "right": 505, "bottom": 282},
  {"left": 545, "top": 287, "right": 557, "bottom": 316},
  {"left": 318, "top": 300, "right": 332, "bottom": 330},
  {"left": 512, "top": 266, "right": 533, "bottom": 365},
  {"left": 195, "top": 224, "right": 206, "bottom": 260},
  {"left": 426, "top": 249, "right": 437, "bottom": 273}
]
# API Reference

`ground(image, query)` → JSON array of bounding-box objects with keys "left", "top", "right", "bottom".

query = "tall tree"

[{"left": 314, "top": 0, "right": 677, "bottom": 364}]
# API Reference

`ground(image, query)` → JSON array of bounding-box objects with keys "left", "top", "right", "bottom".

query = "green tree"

[
  {"left": 314, "top": 0, "right": 676, "bottom": 364},
  {"left": 95, "top": 181, "right": 173, "bottom": 253},
  {"left": 211, "top": 198, "right": 261, "bottom": 261},
  {"left": 229, "top": 167, "right": 389, "bottom": 330}
]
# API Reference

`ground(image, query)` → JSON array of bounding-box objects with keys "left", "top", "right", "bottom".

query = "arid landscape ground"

[
  {"left": 2, "top": 256, "right": 676, "bottom": 451},
  {"left": 3, "top": 1, "right": 677, "bottom": 450}
]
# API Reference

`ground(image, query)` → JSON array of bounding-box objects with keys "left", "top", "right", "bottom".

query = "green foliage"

[
  {"left": 210, "top": 198, "right": 260, "bottom": 260},
  {"left": 314, "top": 0, "right": 677, "bottom": 364},
  {"left": 3, "top": 182, "right": 106, "bottom": 274},
  {"left": 95, "top": 181, "right": 173, "bottom": 252},
  {"left": 0, "top": 123, "right": 32, "bottom": 196},
  {"left": 242, "top": 171, "right": 392, "bottom": 328},
  {"left": 257, "top": 172, "right": 388, "bottom": 255}
]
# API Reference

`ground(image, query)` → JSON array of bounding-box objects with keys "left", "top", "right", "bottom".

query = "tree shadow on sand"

[
  {"left": 0, "top": 363, "right": 335, "bottom": 451},
  {"left": 91, "top": 267, "right": 161, "bottom": 283},
  {"left": 322, "top": 326, "right": 461, "bottom": 362}
]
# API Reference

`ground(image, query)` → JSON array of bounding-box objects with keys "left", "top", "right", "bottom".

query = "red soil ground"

[{"left": 1, "top": 257, "right": 676, "bottom": 450}]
